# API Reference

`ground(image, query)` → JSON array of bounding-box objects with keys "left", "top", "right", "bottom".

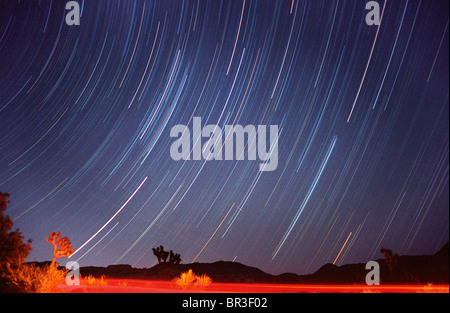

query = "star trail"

[{"left": 0, "top": 0, "right": 448, "bottom": 275}]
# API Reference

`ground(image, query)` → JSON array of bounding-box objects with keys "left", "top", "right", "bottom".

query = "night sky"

[{"left": 0, "top": 0, "right": 448, "bottom": 275}]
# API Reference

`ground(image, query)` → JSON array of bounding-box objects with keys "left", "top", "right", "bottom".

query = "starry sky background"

[{"left": 0, "top": 0, "right": 448, "bottom": 275}]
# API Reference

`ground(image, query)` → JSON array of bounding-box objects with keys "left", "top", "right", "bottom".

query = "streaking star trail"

[{"left": 0, "top": 0, "right": 448, "bottom": 276}]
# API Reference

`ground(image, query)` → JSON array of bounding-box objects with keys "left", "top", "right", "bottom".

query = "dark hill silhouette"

[
  {"left": 79, "top": 261, "right": 298, "bottom": 283},
  {"left": 299, "top": 243, "right": 449, "bottom": 285},
  {"left": 35, "top": 243, "right": 449, "bottom": 285}
]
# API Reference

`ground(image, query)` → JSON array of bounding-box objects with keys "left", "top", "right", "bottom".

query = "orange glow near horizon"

[{"left": 59, "top": 278, "right": 449, "bottom": 293}]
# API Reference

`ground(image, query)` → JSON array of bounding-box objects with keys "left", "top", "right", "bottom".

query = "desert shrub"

[
  {"left": 175, "top": 269, "right": 197, "bottom": 289},
  {"left": 195, "top": 273, "right": 212, "bottom": 288},
  {"left": 175, "top": 269, "right": 212, "bottom": 290},
  {"left": 421, "top": 283, "right": 449, "bottom": 293},
  {"left": 4, "top": 263, "right": 67, "bottom": 293},
  {"left": 82, "top": 274, "right": 108, "bottom": 287},
  {"left": 38, "top": 264, "right": 68, "bottom": 293}
]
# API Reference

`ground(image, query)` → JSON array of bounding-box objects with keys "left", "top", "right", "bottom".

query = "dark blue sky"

[{"left": 0, "top": 0, "right": 448, "bottom": 275}]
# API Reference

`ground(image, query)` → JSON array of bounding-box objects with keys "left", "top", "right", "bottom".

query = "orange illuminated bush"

[
  {"left": 194, "top": 273, "right": 212, "bottom": 288},
  {"left": 4, "top": 263, "right": 67, "bottom": 293},
  {"left": 175, "top": 269, "right": 212, "bottom": 289},
  {"left": 175, "top": 269, "right": 197, "bottom": 289},
  {"left": 83, "top": 274, "right": 108, "bottom": 287}
]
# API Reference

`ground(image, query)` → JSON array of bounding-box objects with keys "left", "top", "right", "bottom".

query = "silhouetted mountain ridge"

[{"left": 36, "top": 243, "right": 449, "bottom": 285}]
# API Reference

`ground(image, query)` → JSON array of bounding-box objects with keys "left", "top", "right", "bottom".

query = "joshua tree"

[
  {"left": 380, "top": 247, "right": 398, "bottom": 278},
  {"left": 46, "top": 232, "right": 74, "bottom": 267},
  {"left": 169, "top": 250, "right": 181, "bottom": 266},
  {"left": 152, "top": 246, "right": 181, "bottom": 265},
  {"left": 152, "top": 246, "right": 161, "bottom": 264},
  {"left": 152, "top": 245, "right": 168, "bottom": 264},
  {"left": 161, "top": 249, "right": 169, "bottom": 263}
]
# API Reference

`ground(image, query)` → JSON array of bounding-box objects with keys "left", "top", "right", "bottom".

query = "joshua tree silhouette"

[
  {"left": 152, "top": 245, "right": 181, "bottom": 265},
  {"left": 152, "top": 245, "right": 166, "bottom": 264},
  {"left": 380, "top": 247, "right": 399, "bottom": 278},
  {"left": 169, "top": 250, "right": 181, "bottom": 265},
  {"left": 161, "top": 249, "right": 169, "bottom": 263},
  {"left": 46, "top": 232, "right": 74, "bottom": 267}
]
